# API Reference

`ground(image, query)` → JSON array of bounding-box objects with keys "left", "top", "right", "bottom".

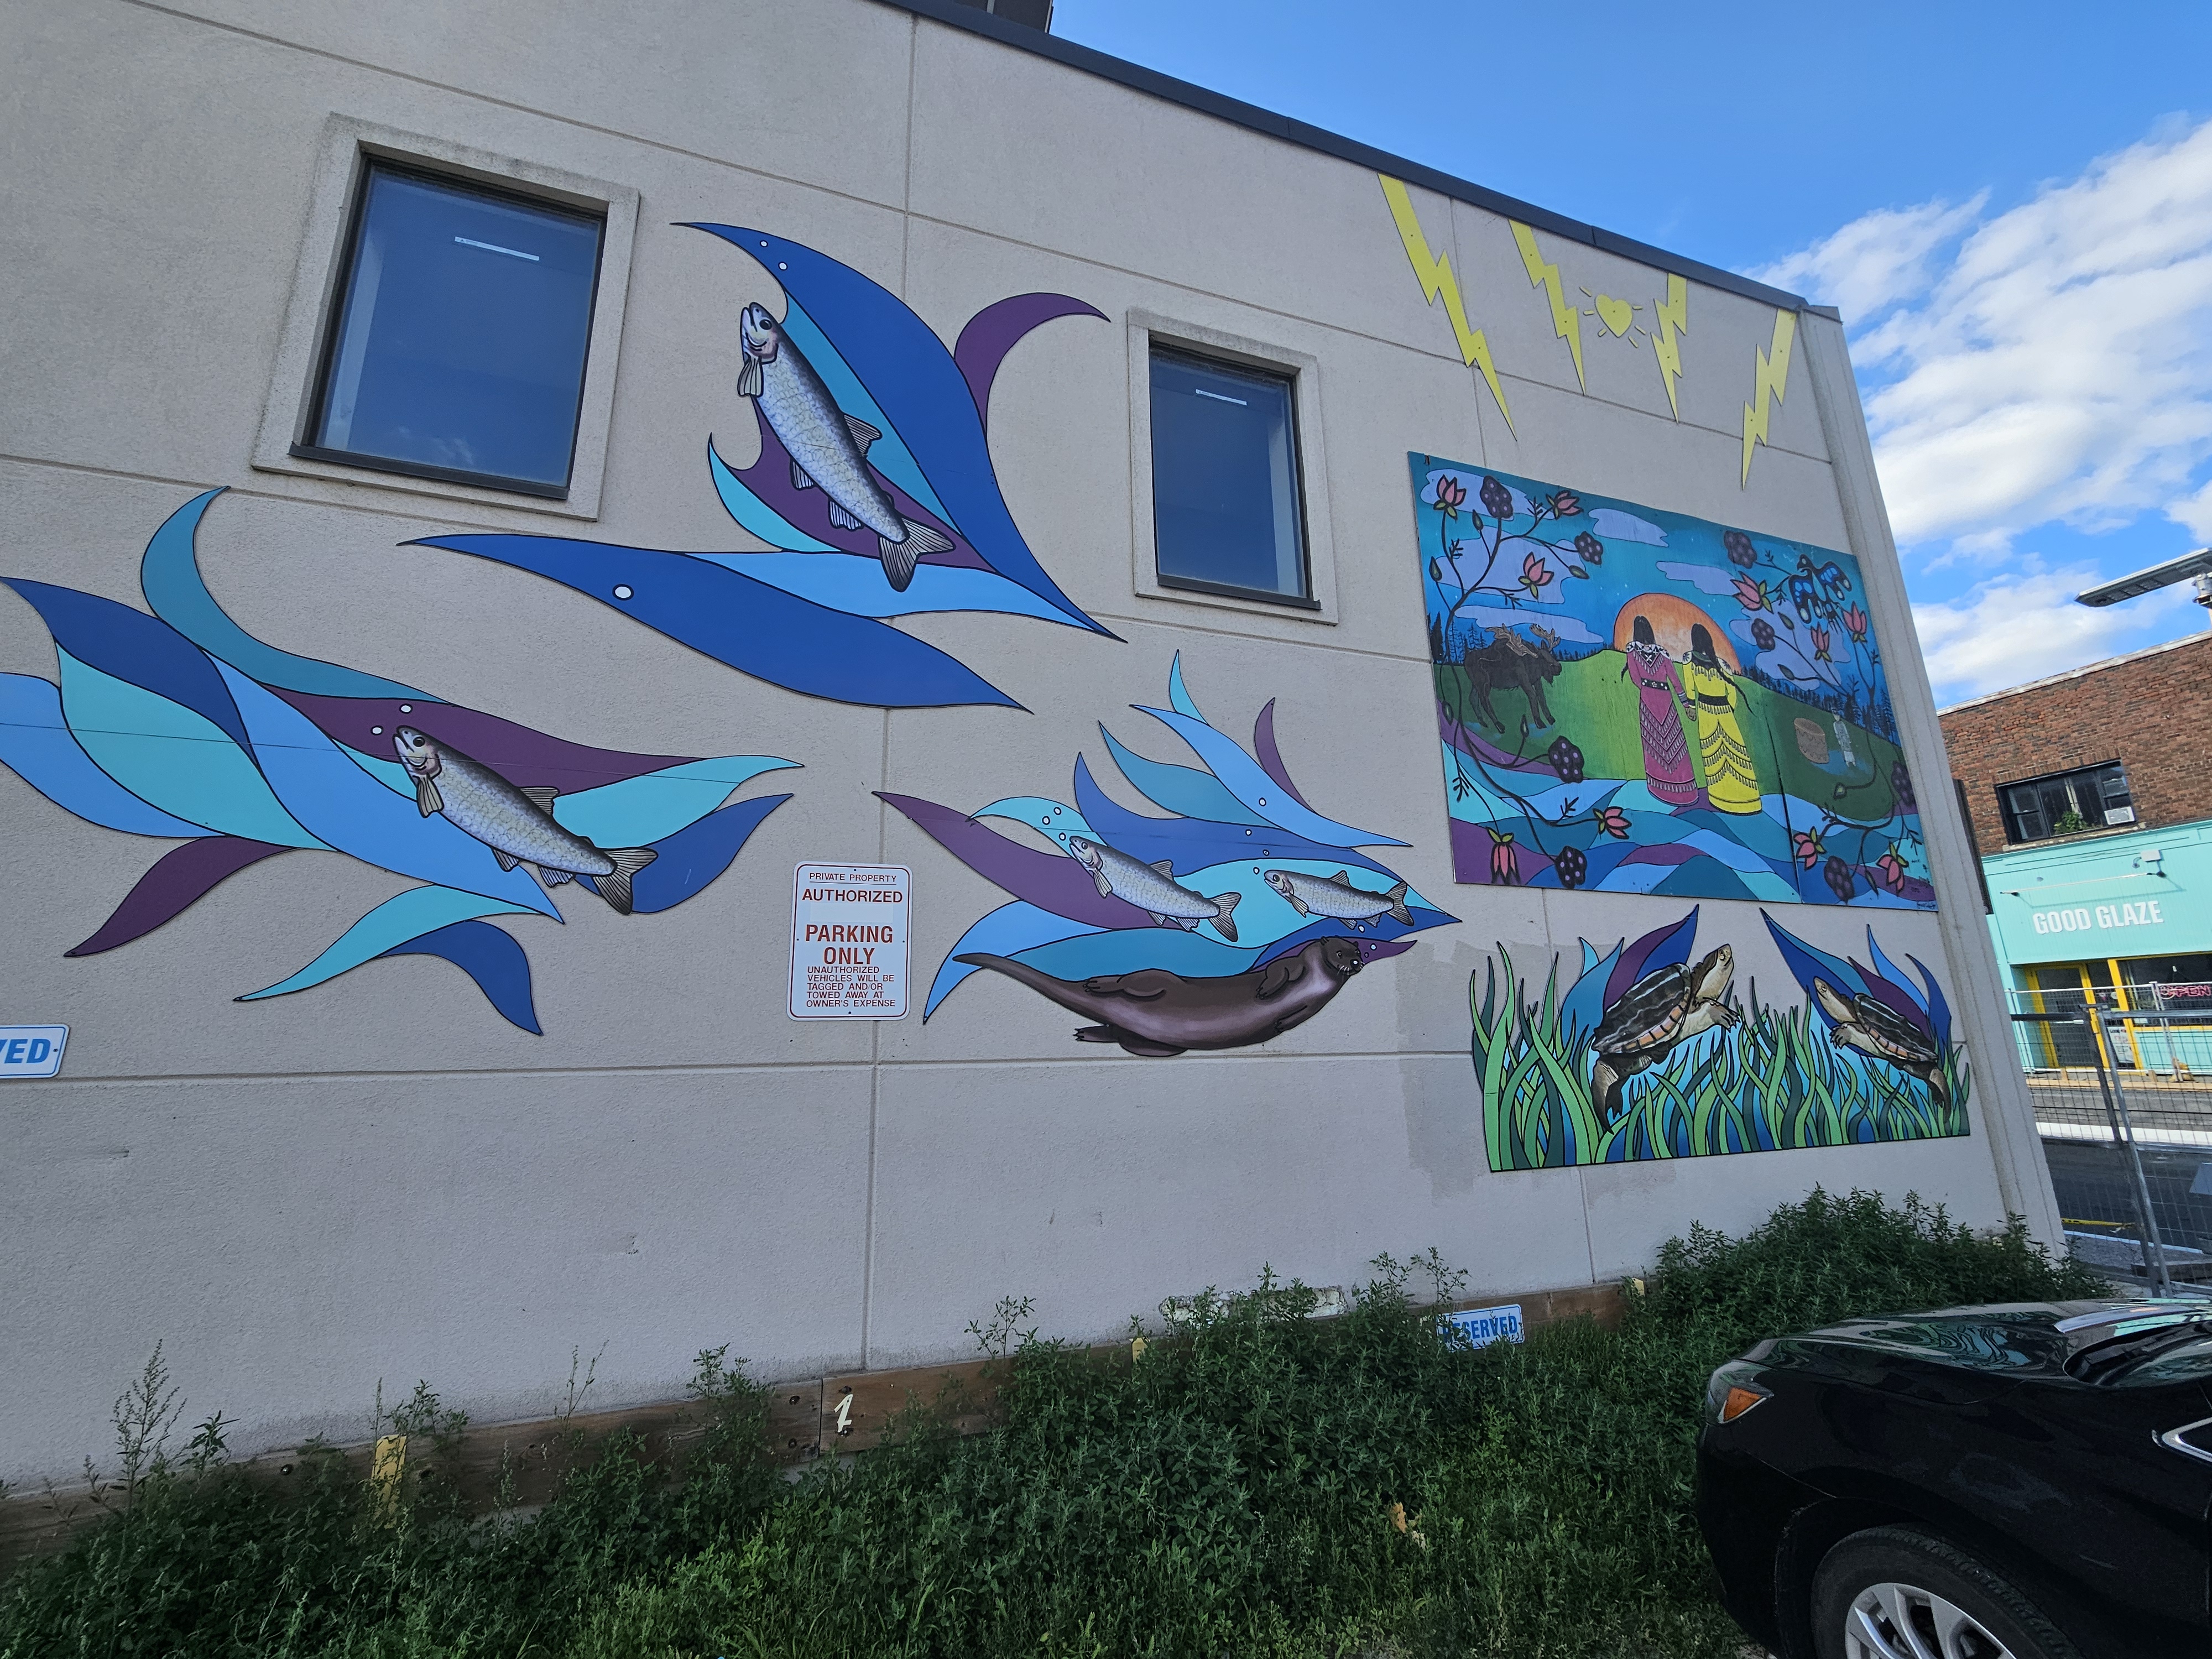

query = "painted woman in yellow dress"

[{"left": 1682, "top": 625, "right": 1761, "bottom": 815}]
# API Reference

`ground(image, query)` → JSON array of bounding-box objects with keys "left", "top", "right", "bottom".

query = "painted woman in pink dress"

[{"left": 1623, "top": 615, "right": 1704, "bottom": 807}]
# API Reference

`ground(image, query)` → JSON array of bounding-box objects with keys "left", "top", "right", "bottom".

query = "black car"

[{"left": 1697, "top": 1300, "right": 2212, "bottom": 1659}]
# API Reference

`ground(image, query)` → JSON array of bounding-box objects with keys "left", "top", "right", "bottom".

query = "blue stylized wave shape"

[
  {"left": 0, "top": 492, "right": 795, "bottom": 1030},
  {"left": 881, "top": 655, "right": 1455, "bottom": 1016}
]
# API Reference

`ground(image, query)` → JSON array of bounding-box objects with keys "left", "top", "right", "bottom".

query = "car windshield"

[{"left": 2067, "top": 1317, "right": 2212, "bottom": 1384}]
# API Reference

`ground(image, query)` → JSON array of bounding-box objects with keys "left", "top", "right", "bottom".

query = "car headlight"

[{"left": 1705, "top": 1359, "right": 1772, "bottom": 1425}]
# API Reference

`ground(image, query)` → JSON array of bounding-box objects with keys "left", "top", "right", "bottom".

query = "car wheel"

[{"left": 1810, "top": 1526, "right": 2080, "bottom": 1659}]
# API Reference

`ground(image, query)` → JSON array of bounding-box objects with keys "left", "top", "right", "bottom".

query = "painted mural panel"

[
  {"left": 1475, "top": 909, "right": 1970, "bottom": 1170},
  {"left": 0, "top": 492, "right": 795, "bottom": 1032},
  {"left": 883, "top": 659, "right": 1455, "bottom": 1055},
  {"left": 1413, "top": 456, "right": 1932, "bottom": 909}
]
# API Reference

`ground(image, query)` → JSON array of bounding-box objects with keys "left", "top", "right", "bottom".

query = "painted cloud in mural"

[
  {"left": 1474, "top": 907, "right": 1969, "bottom": 1171},
  {"left": 880, "top": 659, "right": 1455, "bottom": 1056},
  {"left": 414, "top": 225, "right": 1113, "bottom": 711},
  {"left": 1416, "top": 456, "right": 1933, "bottom": 910},
  {"left": 0, "top": 491, "right": 796, "bottom": 1031}
]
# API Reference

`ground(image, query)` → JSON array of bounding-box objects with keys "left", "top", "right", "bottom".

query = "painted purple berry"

[
  {"left": 1724, "top": 529, "right": 1757, "bottom": 567},
  {"left": 1547, "top": 737, "right": 1585, "bottom": 783},
  {"left": 1751, "top": 617, "right": 1776, "bottom": 652},
  {"left": 1553, "top": 846, "right": 1587, "bottom": 889},
  {"left": 1891, "top": 760, "right": 1917, "bottom": 815},
  {"left": 1573, "top": 530, "right": 1604, "bottom": 566},
  {"left": 1824, "top": 854, "right": 1856, "bottom": 901},
  {"left": 1479, "top": 476, "right": 1515, "bottom": 520}
]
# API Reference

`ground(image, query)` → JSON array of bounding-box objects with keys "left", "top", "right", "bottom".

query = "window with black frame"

[
  {"left": 295, "top": 161, "right": 604, "bottom": 497},
  {"left": 1996, "top": 760, "right": 2135, "bottom": 843},
  {"left": 1147, "top": 346, "right": 1312, "bottom": 607}
]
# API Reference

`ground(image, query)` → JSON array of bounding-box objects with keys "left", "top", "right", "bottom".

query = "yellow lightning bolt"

[
  {"left": 1510, "top": 222, "right": 1584, "bottom": 389},
  {"left": 1651, "top": 274, "right": 1688, "bottom": 419},
  {"left": 1379, "top": 174, "right": 1512, "bottom": 431},
  {"left": 1740, "top": 309, "right": 1797, "bottom": 486}
]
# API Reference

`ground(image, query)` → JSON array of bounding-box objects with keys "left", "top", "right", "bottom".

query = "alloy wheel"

[{"left": 1845, "top": 1579, "right": 2017, "bottom": 1659}]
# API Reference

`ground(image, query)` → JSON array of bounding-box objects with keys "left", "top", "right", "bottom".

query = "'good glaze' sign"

[
  {"left": 789, "top": 864, "right": 909, "bottom": 1019},
  {"left": 2029, "top": 899, "right": 2166, "bottom": 936}
]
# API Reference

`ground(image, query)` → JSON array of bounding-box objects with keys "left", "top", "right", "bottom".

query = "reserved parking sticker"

[
  {"left": 0, "top": 1026, "right": 68, "bottom": 1078},
  {"left": 1445, "top": 1303, "right": 1524, "bottom": 1349}
]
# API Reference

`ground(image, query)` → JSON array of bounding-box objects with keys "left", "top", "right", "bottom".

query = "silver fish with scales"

[
  {"left": 1066, "top": 836, "right": 1240, "bottom": 943},
  {"left": 1264, "top": 869, "right": 1412, "bottom": 926},
  {"left": 736, "top": 302, "right": 952, "bottom": 591},
  {"left": 393, "top": 727, "right": 657, "bottom": 915}
]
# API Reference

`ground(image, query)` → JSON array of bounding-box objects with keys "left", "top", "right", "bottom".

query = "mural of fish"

[
  {"left": 1264, "top": 868, "right": 1412, "bottom": 925},
  {"left": 736, "top": 302, "right": 952, "bottom": 590},
  {"left": 1067, "top": 835, "right": 1240, "bottom": 942},
  {"left": 394, "top": 728, "right": 657, "bottom": 914}
]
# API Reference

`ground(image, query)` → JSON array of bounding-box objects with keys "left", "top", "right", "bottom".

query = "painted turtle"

[
  {"left": 1589, "top": 944, "right": 1740, "bottom": 1124},
  {"left": 1813, "top": 979, "right": 1947, "bottom": 1107}
]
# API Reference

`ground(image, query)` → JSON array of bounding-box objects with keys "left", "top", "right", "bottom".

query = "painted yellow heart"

[{"left": 1594, "top": 294, "right": 1635, "bottom": 336}]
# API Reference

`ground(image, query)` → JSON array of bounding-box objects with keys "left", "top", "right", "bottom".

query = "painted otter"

[{"left": 954, "top": 936, "right": 1367, "bottom": 1057}]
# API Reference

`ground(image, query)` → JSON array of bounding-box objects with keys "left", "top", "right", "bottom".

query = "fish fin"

[
  {"left": 843, "top": 414, "right": 880, "bottom": 453},
  {"left": 790, "top": 458, "right": 817, "bottom": 493},
  {"left": 596, "top": 847, "right": 658, "bottom": 916},
  {"left": 1255, "top": 956, "right": 1303, "bottom": 1000},
  {"left": 1151, "top": 859, "right": 1175, "bottom": 876},
  {"left": 540, "top": 866, "right": 576, "bottom": 886},
  {"left": 1387, "top": 880, "right": 1411, "bottom": 925},
  {"left": 519, "top": 785, "right": 561, "bottom": 813},
  {"left": 1209, "top": 891, "right": 1240, "bottom": 944},
  {"left": 828, "top": 499, "right": 864, "bottom": 532},
  {"left": 414, "top": 775, "right": 443, "bottom": 817},
  {"left": 736, "top": 356, "right": 762, "bottom": 399},
  {"left": 1092, "top": 868, "right": 1113, "bottom": 898},
  {"left": 492, "top": 849, "right": 521, "bottom": 872},
  {"left": 1330, "top": 871, "right": 1351, "bottom": 885},
  {"left": 880, "top": 523, "right": 950, "bottom": 592}
]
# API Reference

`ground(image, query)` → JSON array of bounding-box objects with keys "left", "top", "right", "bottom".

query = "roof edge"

[
  {"left": 1937, "top": 628, "right": 2212, "bottom": 716},
  {"left": 877, "top": 0, "right": 1823, "bottom": 316}
]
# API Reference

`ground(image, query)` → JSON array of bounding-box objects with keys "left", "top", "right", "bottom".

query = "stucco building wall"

[{"left": 0, "top": 0, "right": 2054, "bottom": 1484}]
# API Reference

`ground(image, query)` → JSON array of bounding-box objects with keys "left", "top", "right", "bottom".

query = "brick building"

[{"left": 1939, "top": 629, "right": 2212, "bottom": 1068}]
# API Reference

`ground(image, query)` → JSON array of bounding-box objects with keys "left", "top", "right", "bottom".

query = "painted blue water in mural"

[
  {"left": 0, "top": 492, "right": 795, "bottom": 1032},
  {"left": 415, "top": 225, "right": 1114, "bottom": 709}
]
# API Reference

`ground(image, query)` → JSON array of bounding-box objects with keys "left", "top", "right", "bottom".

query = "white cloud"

[
  {"left": 1914, "top": 570, "right": 2162, "bottom": 701},
  {"left": 1756, "top": 118, "right": 2212, "bottom": 551}
]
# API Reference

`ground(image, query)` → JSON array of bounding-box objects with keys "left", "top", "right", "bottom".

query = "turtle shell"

[
  {"left": 1849, "top": 993, "right": 1938, "bottom": 1064},
  {"left": 1592, "top": 964, "right": 1692, "bottom": 1057}
]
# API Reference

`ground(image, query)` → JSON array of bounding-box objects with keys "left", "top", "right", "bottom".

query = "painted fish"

[
  {"left": 1066, "top": 835, "right": 1240, "bottom": 943},
  {"left": 1264, "top": 869, "right": 1412, "bottom": 926},
  {"left": 393, "top": 728, "right": 658, "bottom": 915},
  {"left": 736, "top": 302, "right": 953, "bottom": 591}
]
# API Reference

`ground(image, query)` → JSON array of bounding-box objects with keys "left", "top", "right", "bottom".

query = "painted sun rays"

[
  {"left": 0, "top": 491, "right": 796, "bottom": 1032},
  {"left": 417, "top": 225, "right": 1113, "bottom": 712}
]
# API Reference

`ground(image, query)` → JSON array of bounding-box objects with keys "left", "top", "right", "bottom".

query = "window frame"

[
  {"left": 252, "top": 117, "right": 639, "bottom": 521},
  {"left": 1994, "top": 759, "right": 2135, "bottom": 844},
  {"left": 1125, "top": 311, "right": 1339, "bottom": 628}
]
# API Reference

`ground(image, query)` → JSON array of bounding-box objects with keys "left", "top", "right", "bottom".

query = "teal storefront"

[{"left": 1985, "top": 818, "right": 2212, "bottom": 1070}]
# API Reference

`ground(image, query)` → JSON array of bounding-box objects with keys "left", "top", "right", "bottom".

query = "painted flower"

[
  {"left": 1751, "top": 617, "right": 1776, "bottom": 653},
  {"left": 1593, "top": 805, "right": 1630, "bottom": 839},
  {"left": 1547, "top": 736, "right": 1585, "bottom": 782},
  {"left": 1553, "top": 845, "right": 1587, "bottom": 889},
  {"left": 1874, "top": 846, "right": 1908, "bottom": 894},
  {"left": 1824, "top": 854, "right": 1857, "bottom": 902},
  {"left": 1811, "top": 627, "right": 1832, "bottom": 662},
  {"left": 1434, "top": 475, "right": 1467, "bottom": 519},
  {"left": 1573, "top": 530, "right": 1604, "bottom": 566},
  {"left": 1548, "top": 491, "right": 1583, "bottom": 518},
  {"left": 1487, "top": 827, "right": 1520, "bottom": 886},
  {"left": 1791, "top": 828, "right": 1824, "bottom": 869},
  {"left": 1479, "top": 475, "right": 1514, "bottom": 520},
  {"left": 1842, "top": 604, "right": 1868, "bottom": 643},
  {"left": 1519, "top": 551, "right": 1553, "bottom": 599},
  {"left": 1723, "top": 529, "right": 1757, "bottom": 567},
  {"left": 1891, "top": 760, "right": 1917, "bottom": 815},
  {"left": 1733, "top": 575, "right": 1772, "bottom": 612}
]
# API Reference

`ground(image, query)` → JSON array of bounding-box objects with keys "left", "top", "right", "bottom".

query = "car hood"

[{"left": 1759, "top": 1300, "right": 2189, "bottom": 1384}]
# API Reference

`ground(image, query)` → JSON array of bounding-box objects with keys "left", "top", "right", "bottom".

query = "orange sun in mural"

[{"left": 1610, "top": 592, "right": 1739, "bottom": 669}]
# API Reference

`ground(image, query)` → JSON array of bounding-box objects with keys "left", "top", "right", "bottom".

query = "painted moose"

[{"left": 1462, "top": 624, "right": 1562, "bottom": 734}]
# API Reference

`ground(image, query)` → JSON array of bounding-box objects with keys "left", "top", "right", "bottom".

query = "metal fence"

[{"left": 2008, "top": 987, "right": 2212, "bottom": 1294}]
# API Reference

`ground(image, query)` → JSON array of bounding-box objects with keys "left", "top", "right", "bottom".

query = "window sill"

[
  {"left": 286, "top": 444, "right": 570, "bottom": 502},
  {"left": 1154, "top": 573, "right": 1321, "bottom": 612}
]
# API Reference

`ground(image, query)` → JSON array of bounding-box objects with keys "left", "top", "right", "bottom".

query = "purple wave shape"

[
  {"left": 1072, "top": 755, "right": 1396, "bottom": 881},
  {"left": 1251, "top": 699, "right": 1314, "bottom": 810},
  {"left": 272, "top": 690, "right": 696, "bottom": 792},
  {"left": 1848, "top": 956, "right": 1935, "bottom": 1040},
  {"left": 65, "top": 837, "right": 291, "bottom": 957},
  {"left": 879, "top": 792, "right": 1151, "bottom": 929},
  {"left": 721, "top": 421, "right": 991, "bottom": 572},
  {"left": 1446, "top": 820, "right": 1562, "bottom": 886},
  {"left": 375, "top": 920, "right": 540, "bottom": 1035},
  {"left": 1606, "top": 907, "right": 1700, "bottom": 1008},
  {"left": 1619, "top": 844, "right": 1703, "bottom": 867},
  {"left": 953, "top": 294, "right": 1108, "bottom": 428}
]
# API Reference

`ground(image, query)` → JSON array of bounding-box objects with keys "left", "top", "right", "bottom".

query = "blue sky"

[{"left": 1055, "top": 1, "right": 2212, "bottom": 702}]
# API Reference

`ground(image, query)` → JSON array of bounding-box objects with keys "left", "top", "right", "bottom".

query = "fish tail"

[
  {"left": 1209, "top": 891, "right": 1240, "bottom": 944},
  {"left": 1387, "top": 881, "right": 1412, "bottom": 925},
  {"left": 880, "top": 522, "right": 952, "bottom": 591},
  {"left": 596, "top": 847, "right": 658, "bottom": 916}
]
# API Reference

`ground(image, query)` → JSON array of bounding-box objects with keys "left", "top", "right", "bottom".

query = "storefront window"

[{"left": 1996, "top": 760, "right": 2133, "bottom": 843}]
